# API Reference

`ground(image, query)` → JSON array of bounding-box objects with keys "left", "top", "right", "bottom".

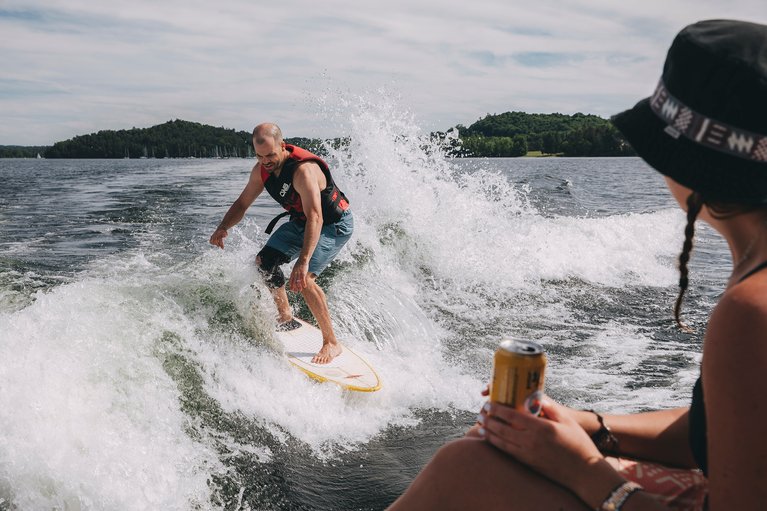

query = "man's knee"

[{"left": 256, "top": 246, "right": 289, "bottom": 289}]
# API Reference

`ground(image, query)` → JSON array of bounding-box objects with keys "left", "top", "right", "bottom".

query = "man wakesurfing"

[{"left": 209, "top": 123, "right": 353, "bottom": 364}]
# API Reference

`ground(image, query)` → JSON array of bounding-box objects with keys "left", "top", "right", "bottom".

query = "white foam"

[
  {"left": 318, "top": 90, "right": 683, "bottom": 294},
  {"left": 553, "top": 320, "right": 702, "bottom": 413},
  {"left": 191, "top": 243, "right": 483, "bottom": 460},
  {"left": 0, "top": 273, "right": 220, "bottom": 509}
]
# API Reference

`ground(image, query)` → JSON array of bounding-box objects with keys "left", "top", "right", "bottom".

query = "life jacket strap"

[{"left": 265, "top": 211, "right": 291, "bottom": 234}]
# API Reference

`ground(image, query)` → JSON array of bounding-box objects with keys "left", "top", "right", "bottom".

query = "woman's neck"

[{"left": 724, "top": 215, "right": 767, "bottom": 286}]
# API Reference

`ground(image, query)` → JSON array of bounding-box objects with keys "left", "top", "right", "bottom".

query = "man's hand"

[
  {"left": 289, "top": 261, "right": 309, "bottom": 292},
  {"left": 210, "top": 228, "right": 228, "bottom": 249}
]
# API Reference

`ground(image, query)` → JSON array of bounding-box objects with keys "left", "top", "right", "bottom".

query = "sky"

[{"left": 1, "top": 0, "right": 766, "bottom": 146}]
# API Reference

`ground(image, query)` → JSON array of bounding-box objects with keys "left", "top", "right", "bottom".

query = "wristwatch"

[{"left": 589, "top": 410, "right": 620, "bottom": 453}]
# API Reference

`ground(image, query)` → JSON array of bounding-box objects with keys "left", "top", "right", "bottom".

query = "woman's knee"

[
  {"left": 434, "top": 437, "right": 489, "bottom": 462},
  {"left": 428, "top": 438, "right": 508, "bottom": 482}
]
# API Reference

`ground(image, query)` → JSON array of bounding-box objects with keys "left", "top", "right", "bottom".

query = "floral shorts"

[{"left": 611, "top": 457, "right": 708, "bottom": 511}]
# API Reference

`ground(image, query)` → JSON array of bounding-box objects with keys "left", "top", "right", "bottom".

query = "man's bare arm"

[
  {"left": 287, "top": 162, "right": 323, "bottom": 290},
  {"left": 210, "top": 165, "right": 265, "bottom": 249}
]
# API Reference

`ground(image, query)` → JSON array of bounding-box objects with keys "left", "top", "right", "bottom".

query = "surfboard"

[{"left": 275, "top": 318, "right": 381, "bottom": 392}]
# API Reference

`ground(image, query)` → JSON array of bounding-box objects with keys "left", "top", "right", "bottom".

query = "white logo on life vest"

[{"left": 279, "top": 183, "right": 290, "bottom": 197}]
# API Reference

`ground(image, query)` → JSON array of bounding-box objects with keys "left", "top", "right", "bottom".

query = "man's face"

[{"left": 254, "top": 137, "right": 286, "bottom": 173}]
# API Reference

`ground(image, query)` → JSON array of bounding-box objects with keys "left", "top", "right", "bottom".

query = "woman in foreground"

[{"left": 388, "top": 19, "right": 767, "bottom": 511}]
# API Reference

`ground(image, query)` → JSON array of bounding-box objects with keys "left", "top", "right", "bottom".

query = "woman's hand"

[{"left": 478, "top": 397, "right": 605, "bottom": 491}]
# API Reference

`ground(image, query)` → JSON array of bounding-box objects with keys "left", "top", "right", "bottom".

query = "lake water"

[{"left": 0, "top": 124, "right": 730, "bottom": 509}]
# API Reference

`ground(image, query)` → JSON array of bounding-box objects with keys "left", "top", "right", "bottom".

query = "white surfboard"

[{"left": 275, "top": 318, "right": 381, "bottom": 392}]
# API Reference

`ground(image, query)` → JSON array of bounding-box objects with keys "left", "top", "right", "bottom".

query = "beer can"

[{"left": 489, "top": 339, "right": 546, "bottom": 415}]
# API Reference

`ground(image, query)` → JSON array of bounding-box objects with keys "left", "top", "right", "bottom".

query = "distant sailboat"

[{"left": 36, "top": 153, "right": 42, "bottom": 159}]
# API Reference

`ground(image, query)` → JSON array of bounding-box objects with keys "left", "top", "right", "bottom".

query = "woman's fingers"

[
  {"left": 480, "top": 422, "right": 522, "bottom": 455},
  {"left": 478, "top": 399, "right": 559, "bottom": 456},
  {"left": 481, "top": 401, "right": 535, "bottom": 428}
]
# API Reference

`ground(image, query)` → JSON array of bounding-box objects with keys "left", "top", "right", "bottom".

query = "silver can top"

[{"left": 499, "top": 339, "right": 544, "bottom": 355}]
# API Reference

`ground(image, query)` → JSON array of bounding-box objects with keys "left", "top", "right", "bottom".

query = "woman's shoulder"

[
  {"left": 706, "top": 273, "right": 767, "bottom": 355},
  {"left": 716, "top": 272, "right": 767, "bottom": 315}
]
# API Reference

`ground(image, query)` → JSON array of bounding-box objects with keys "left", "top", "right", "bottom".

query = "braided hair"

[{"left": 674, "top": 192, "right": 704, "bottom": 330}]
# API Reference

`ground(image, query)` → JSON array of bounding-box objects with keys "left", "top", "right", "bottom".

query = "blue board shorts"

[{"left": 265, "top": 210, "right": 353, "bottom": 275}]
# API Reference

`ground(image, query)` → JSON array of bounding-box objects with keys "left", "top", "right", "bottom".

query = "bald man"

[{"left": 210, "top": 123, "right": 353, "bottom": 364}]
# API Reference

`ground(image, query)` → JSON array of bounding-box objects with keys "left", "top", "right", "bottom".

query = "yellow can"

[{"left": 489, "top": 339, "right": 546, "bottom": 415}]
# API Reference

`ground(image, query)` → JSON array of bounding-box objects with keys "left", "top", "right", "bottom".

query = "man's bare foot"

[
  {"left": 276, "top": 311, "right": 293, "bottom": 324},
  {"left": 311, "top": 342, "right": 342, "bottom": 364}
]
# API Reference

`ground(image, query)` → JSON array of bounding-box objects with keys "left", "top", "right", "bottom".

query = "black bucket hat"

[{"left": 612, "top": 19, "right": 767, "bottom": 204}]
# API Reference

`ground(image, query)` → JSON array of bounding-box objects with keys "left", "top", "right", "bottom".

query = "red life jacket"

[{"left": 260, "top": 144, "right": 349, "bottom": 232}]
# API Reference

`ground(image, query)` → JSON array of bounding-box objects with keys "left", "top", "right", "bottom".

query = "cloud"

[
  {"left": 1, "top": 0, "right": 766, "bottom": 145},
  {"left": 512, "top": 52, "right": 584, "bottom": 68}
]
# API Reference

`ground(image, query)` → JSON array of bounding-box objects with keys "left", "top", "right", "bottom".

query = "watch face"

[{"left": 598, "top": 430, "right": 618, "bottom": 451}]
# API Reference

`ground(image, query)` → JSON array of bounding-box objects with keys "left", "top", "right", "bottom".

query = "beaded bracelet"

[
  {"left": 598, "top": 481, "right": 643, "bottom": 511},
  {"left": 588, "top": 410, "right": 620, "bottom": 453}
]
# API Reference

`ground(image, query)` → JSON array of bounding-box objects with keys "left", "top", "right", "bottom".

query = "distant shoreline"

[
  {"left": 1, "top": 153, "right": 640, "bottom": 160},
  {"left": 1, "top": 111, "right": 635, "bottom": 159}
]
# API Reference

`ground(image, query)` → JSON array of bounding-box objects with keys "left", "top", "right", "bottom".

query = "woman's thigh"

[{"left": 387, "top": 437, "right": 589, "bottom": 511}]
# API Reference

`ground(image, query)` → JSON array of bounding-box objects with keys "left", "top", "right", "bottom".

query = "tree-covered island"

[
  {"left": 449, "top": 111, "right": 635, "bottom": 157},
  {"left": 1, "top": 112, "right": 634, "bottom": 159}
]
